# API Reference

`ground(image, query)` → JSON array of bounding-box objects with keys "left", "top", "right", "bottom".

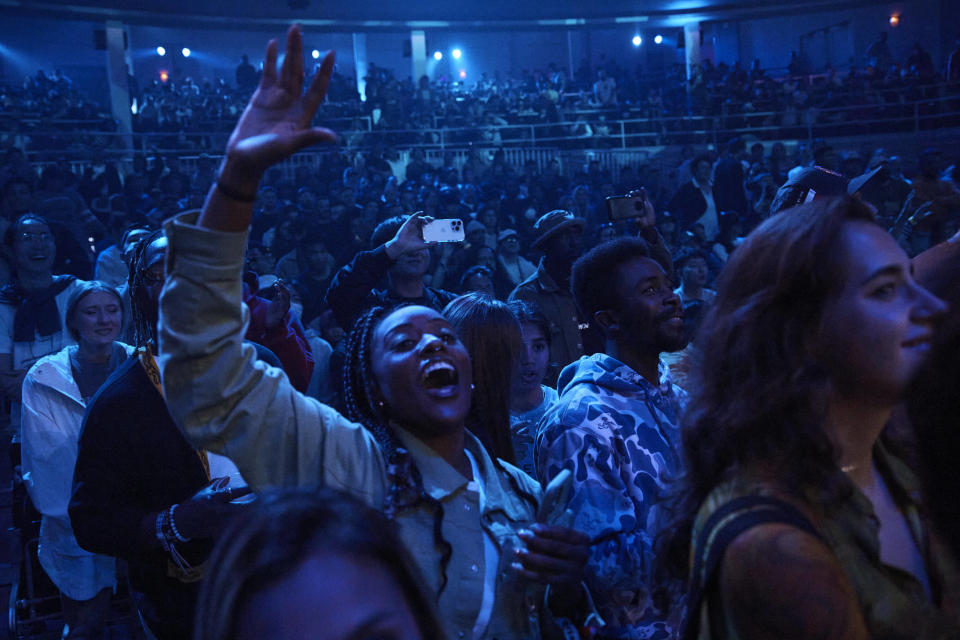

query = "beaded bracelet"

[
  {"left": 155, "top": 511, "right": 171, "bottom": 553},
  {"left": 168, "top": 504, "right": 191, "bottom": 543}
]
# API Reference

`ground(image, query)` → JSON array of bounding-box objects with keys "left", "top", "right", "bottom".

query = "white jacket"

[{"left": 21, "top": 343, "right": 133, "bottom": 600}]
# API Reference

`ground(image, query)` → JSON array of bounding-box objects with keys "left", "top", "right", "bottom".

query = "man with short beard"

[{"left": 535, "top": 237, "right": 688, "bottom": 640}]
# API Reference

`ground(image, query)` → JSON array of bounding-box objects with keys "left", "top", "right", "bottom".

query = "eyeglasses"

[{"left": 19, "top": 232, "right": 51, "bottom": 243}]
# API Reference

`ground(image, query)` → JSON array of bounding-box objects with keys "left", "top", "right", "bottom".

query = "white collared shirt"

[{"left": 692, "top": 176, "right": 719, "bottom": 240}]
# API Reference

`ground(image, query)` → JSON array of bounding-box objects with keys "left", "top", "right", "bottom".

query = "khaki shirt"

[{"left": 158, "top": 212, "right": 586, "bottom": 640}]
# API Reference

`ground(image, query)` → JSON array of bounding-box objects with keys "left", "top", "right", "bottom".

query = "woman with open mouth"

[{"left": 157, "top": 25, "right": 599, "bottom": 640}]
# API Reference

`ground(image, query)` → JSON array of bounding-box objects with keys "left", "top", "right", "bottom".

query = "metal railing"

[{"left": 6, "top": 91, "right": 960, "bottom": 161}]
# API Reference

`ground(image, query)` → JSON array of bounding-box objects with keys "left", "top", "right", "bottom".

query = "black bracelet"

[{"left": 216, "top": 180, "right": 256, "bottom": 203}]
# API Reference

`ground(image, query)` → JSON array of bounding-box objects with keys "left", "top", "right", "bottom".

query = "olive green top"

[{"left": 690, "top": 442, "right": 960, "bottom": 639}]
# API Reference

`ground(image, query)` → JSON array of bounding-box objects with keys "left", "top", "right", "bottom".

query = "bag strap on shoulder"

[{"left": 681, "top": 495, "right": 824, "bottom": 640}]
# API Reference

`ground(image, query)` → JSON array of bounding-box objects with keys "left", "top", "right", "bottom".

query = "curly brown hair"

[{"left": 657, "top": 196, "right": 876, "bottom": 582}]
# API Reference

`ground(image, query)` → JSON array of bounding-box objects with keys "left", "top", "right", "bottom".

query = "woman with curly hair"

[{"left": 659, "top": 196, "right": 960, "bottom": 638}]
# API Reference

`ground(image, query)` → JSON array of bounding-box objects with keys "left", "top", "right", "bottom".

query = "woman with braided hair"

[
  {"left": 70, "top": 231, "right": 252, "bottom": 639},
  {"left": 158, "top": 25, "right": 597, "bottom": 640}
]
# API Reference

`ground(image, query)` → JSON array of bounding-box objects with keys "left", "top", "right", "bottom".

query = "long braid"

[
  {"left": 128, "top": 229, "right": 164, "bottom": 349},
  {"left": 342, "top": 306, "right": 454, "bottom": 596}
]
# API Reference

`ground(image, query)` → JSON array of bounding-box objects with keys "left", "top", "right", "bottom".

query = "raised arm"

[
  {"left": 630, "top": 187, "right": 674, "bottom": 281},
  {"left": 200, "top": 25, "right": 337, "bottom": 233},
  {"left": 157, "top": 25, "right": 384, "bottom": 501},
  {"left": 323, "top": 212, "right": 431, "bottom": 330}
]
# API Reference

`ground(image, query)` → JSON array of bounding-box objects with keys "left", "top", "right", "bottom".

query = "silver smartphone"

[{"left": 421, "top": 218, "right": 465, "bottom": 243}]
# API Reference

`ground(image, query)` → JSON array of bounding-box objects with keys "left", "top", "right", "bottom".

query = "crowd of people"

[
  {"left": 5, "top": 32, "right": 960, "bottom": 158},
  {"left": 0, "top": 22, "right": 959, "bottom": 640}
]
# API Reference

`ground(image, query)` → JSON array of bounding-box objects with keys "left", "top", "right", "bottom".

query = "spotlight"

[
  {"left": 311, "top": 49, "right": 320, "bottom": 59},
  {"left": 433, "top": 50, "right": 443, "bottom": 61},
  {"left": 459, "top": 69, "right": 466, "bottom": 79},
  {"left": 181, "top": 47, "right": 191, "bottom": 58},
  {"left": 654, "top": 34, "right": 663, "bottom": 44},
  {"left": 632, "top": 35, "right": 642, "bottom": 47},
  {"left": 452, "top": 48, "right": 462, "bottom": 59},
  {"left": 156, "top": 46, "right": 166, "bottom": 56},
  {"left": 159, "top": 70, "right": 169, "bottom": 82},
  {"left": 889, "top": 14, "right": 900, "bottom": 26}
]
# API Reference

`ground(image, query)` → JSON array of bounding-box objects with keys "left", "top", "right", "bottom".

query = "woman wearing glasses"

[{"left": 0, "top": 214, "right": 86, "bottom": 447}]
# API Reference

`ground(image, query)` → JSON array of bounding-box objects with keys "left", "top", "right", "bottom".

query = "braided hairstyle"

[
  {"left": 341, "top": 305, "right": 454, "bottom": 596},
  {"left": 128, "top": 229, "right": 165, "bottom": 349},
  {"left": 342, "top": 304, "right": 541, "bottom": 598}
]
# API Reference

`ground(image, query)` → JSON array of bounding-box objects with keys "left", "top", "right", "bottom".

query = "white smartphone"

[
  {"left": 536, "top": 468, "right": 573, "bottom": 524},
  {"left": 421, "top": 218, "right": 465, "bottom": 243}
]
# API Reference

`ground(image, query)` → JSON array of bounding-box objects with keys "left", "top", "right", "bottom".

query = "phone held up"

[
  {"left": 421, "top": 218, "right": 466, "bottom": 243},
  {"left": 605, "top": 192, "right": 648, "bottom": 222}
]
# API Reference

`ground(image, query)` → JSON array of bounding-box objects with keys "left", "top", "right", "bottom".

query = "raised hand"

[
  {"left": 265, "top": 281, "right": 292, "bottom": 329},
  {"left": 221, "top": 24, "right": 338, "bottom": 194},
  {"left": 384, "top": 211, "right": 433, "bottom": 260},
  {"left": 628, "top": 187, "right": 656, "bottom": 230}
]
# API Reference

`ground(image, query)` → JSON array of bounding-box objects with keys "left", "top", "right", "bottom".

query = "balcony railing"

[{"left": 3, "top": 90, "right": 959, "bottom": 160}]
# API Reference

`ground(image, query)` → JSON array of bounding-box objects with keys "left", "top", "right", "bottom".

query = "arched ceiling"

[{"left": 0, "top": 0, "right": 896, "bottom": 30}]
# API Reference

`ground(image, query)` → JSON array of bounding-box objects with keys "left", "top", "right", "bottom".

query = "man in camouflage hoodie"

[{"left": 536, "top": 237, "right": 687, "bottom": 639}]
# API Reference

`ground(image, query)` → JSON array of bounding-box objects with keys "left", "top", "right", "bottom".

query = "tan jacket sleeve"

[{"left": 158, "top": 212, "right": 385, "bottom": 507}]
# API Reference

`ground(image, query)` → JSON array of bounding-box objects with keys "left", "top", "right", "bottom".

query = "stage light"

[
  {"left": 889, "top": 14, "right": 900, "bottom": 26},
  {"left": 156, "top": 46, "right": 166, "bottom": 56},
  {"left": 433, "top": 50, "right": 443, "bottom": 60},
  {"left": 654, "top": 34, "right": 663, "bottom": 44},
  {"left": 159, "top": 70, "right": 169, "bottom": 82},
  {"left": 181, "top": 47, "right": 191, "bottom": 58},
  {"left": 632, "top": 35, "right": 642, "bottom": 47},
  {"left": 311, "top": 49, "right": 320, "bottom": 59},
  {"left": 452, "top": 48, "right": 462, "bottom": 59},
  {"left": 459, "top": 69, "right": 466, "bottom": 79}
]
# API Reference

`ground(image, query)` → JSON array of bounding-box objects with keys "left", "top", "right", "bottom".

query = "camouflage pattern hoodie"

[{"left": 535, "top": 353, "right": 687, "bottom": 639}]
